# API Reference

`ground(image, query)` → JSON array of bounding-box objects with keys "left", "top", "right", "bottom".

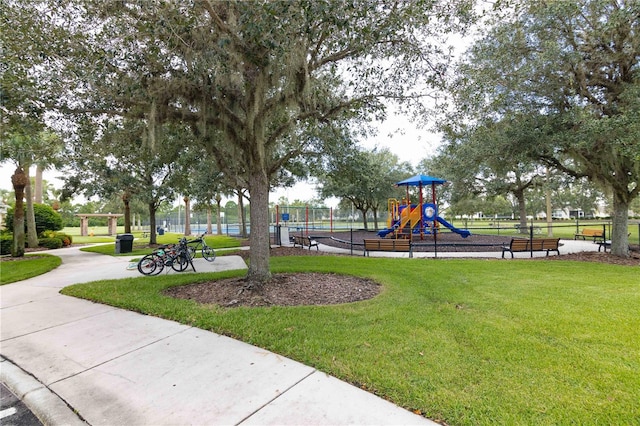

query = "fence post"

[
  {"left": 350, "top": 227, "right": 353, "bottom": 256},
  {"left": 330, "top": 207, "right": 333, "bottom": 233}
]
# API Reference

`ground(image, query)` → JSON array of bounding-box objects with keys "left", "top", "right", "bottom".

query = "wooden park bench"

[
  {"left": 363, "top": 239, "right": 413, "bottom": 258},
  {"left": 502, "top": 238, "right": 561, "bottom": 258},
  {"left": 597, "top": 233, "right": 631, "bottom": 252},
  {"left": 574, "top": 228, "right": 604, "bottom": 242},
  {"left": 598, "top": 240, "right": 611, "bottom": 252},
  {"left": 292, "top": 235, "right": 319, "bottom": 250}
]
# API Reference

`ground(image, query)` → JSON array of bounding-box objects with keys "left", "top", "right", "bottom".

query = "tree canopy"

[
  {"left": 318, "top": 146, "right": 413, "bottom": 230},
  {"left": 449, "top": 0, "right": 640, "bottom": 256},
  {"left": 22, "top": 0, "right": 471, "bottom": 284}
]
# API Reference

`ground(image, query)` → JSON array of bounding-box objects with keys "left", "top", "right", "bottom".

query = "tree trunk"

[
  {"left": 11, "top": 166, "right": 27, "bottom": 257},
  {"left": 359, "top": 208, "right": 368, "bottom": 230},
  {"left": 545, "top": 187, "right": 553, "bottom": 237},
  {"left": 237, "top": 192, "right": 247, "bottom": 238},
  {"left": 184, "top": 196, "right": 191, "bottom": 236},
  {"left": 610, "top": 195, "right": 630, "bottom": 257},
  {"left": 25, "top": 167, "right": 39, "bottom": 248},
  {"left": 206, "top": 206, "right": 213, "bottom": 234},
  {"left": 149, "top": 202, "right": 157, "bottom": 245},
  {"left": 372, "top": 206, "right": 379, "bottom": 231},
  {"left": 35, "top": 165, "right": 43, "bottom": 203},
  {"left": 246, "top": 168, "right": 271, "bottom": 287},
  {"left": 516, "top": 190, "right": 528, "bottom": 234},
  {"left": 216, "top": 196, "right": 223, "bottom": 235},
  {"left": 123, "top": 192, "right": 132, "bottom": 233}
]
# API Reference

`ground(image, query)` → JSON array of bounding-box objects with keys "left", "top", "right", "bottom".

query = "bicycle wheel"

[
  {"left": 202, "top": 245, "right": 216, "bottom": 262},
  {"left": 138, "top": 254, "right": 162, "bottom": 276},
  {"left": 186, "top": 245, "right": 197, "bottom": 260},
  {"left": 170, "top": 252, "right": 190, "bottom": 272},
  {"left": 151, "top": 253, "right": 166, "bottom": 275}
]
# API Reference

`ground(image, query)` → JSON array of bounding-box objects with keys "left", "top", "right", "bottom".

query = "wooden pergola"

[{"left": 75, "top": 213, "right": 123, "bottom": 236}]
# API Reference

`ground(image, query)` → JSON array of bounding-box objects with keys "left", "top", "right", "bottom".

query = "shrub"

[
  {"left": 38, "top": 237, "right": 64, "bottom": 250},
  {"left": 0, "top": 233, "right": 12, "bottom": 255},
  {"left": 41, "top": 231, "right": 73, "bottom": 246},
  {"left": 5, "top": 204, "right": 63, "bottom": 234},
  {"left": 59, "top": 234, "right": 72, "bottom": 246}
]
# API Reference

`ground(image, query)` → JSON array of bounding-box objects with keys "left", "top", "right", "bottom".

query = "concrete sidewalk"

[{"left": 1, "top": 246, "right": 433, "bottom": 425}]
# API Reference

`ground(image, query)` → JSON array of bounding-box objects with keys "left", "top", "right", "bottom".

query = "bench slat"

[
  {"left": 292, "top": 235, "right": 319, "bottom": 250},
  {"left": 364, "top": 239, "right": 412, "bottom": 257},
  {"left": 574, "top": 228, "right": 604, "bottom": 241},
  {"left": 502, "top": 238, "right": 560, "bottom": 258}
]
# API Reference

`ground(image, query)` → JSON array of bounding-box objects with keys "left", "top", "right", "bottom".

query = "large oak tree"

[
  {"left": 451, "top": 0, "right": 639, "bottom": 257},
  {"left": 18, "top": 0, "right": 473, "bottom": 284}
]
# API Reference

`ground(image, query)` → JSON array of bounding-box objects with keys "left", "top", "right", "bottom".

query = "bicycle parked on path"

[
  {"left": 137, "top": 237, "right": 193, "bottom": 276},
  {"left": 185, "top": 232, "right": 216, "bottom": 262}
]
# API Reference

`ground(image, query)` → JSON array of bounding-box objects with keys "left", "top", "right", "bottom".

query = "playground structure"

[{"left": 377, "top": 174, "right": 471, "bottom": 239}]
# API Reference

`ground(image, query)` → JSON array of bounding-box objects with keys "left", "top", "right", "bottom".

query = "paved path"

[{"left": 1, "top": 246, "right": 434, "bottom": 425}]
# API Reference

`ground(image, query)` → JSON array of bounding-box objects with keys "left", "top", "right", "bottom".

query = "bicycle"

[
  {"left": 185, "top": 232, "right": 216, "bottom": 262},
  {"left": 137, "top": 238, "right": 193, "bottom": 275}
]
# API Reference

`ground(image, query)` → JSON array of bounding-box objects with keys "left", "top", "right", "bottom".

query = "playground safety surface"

[
  {"left": 287, "top": 230, "right": 640, "bottom": 264},
  {"left": 313, "top": 230, "right": 512, "bottom": 252}
]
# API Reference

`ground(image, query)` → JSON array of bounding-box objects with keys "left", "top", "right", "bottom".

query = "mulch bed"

[{"left": 164, "top": 272, "right": 381, "bottom": 308}]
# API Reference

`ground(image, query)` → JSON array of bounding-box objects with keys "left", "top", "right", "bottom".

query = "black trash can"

[
  {"left": 157, "top": 226, "right": 164, "bottom": 236},
  {"left": 115, "top": 233, "right": 135, "bottom": 254}
]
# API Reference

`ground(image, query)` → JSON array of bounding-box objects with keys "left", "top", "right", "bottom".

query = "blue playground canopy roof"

[{"left": 396, "top": 174, "right": 447, "bottom": 186}]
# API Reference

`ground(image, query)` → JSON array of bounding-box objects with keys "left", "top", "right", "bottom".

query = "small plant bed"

[{"left": 164, "top": 273, "right": 381, "bottom": 308}]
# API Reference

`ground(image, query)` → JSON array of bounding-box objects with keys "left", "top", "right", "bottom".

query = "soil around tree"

[
  {"left": 164, "top": 272, "right": 381, "bottom": 308},
  {"left": 165, "top": 231, "right": 638, "bottom": 308}
]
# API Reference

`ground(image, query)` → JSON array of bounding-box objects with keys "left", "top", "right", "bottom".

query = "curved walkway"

[{"left": 1, "top": 246, "right": 434, "bottom": 425}]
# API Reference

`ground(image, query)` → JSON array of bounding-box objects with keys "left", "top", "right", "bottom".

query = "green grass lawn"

[
  {"left": 79, "top": 233, "right": 242, "bottom": 257},
  {"left": 61, "top": 256, "right": 639, "bottom": 425},
  {"left": 0, "top": 254, "right": 62, "bottom": 284},
  {"left": 0, "top": 235, "right": 242, "bottom": 285},
  {"left": 452, "top": 219, "right": 640, "bottom": 244}
]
